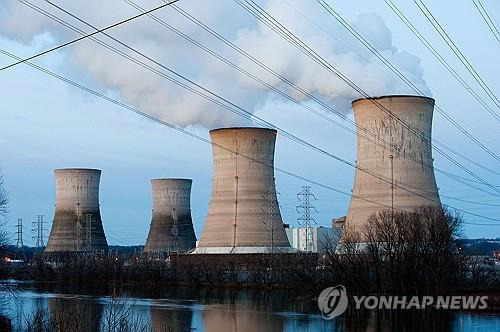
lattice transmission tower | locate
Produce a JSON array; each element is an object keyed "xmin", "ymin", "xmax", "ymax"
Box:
[
  {"xmin": 32, "ymin": 215, "xmax": 46, "ymax": 248},
  {"xmin": 16, "ymin": 218, "xmax": 23, "ymax": 248},
  {"xmin": 296, "ymin": 186, "xmax": 317, "ymax": 252}
]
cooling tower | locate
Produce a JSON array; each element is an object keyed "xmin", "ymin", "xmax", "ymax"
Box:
[
  {"xmin": 45, "ymin": 168, "xmax": 108, "ymax": 252},
  {"xmin": 143, "ymin": 179, "xmax": 197, "ymax": 253},
  {"xmin": 194, "ymin": 127, "xmax": 292, "ymax": 254},
  {"xmin": 346, "ymin": 95, "xmax": 441, "ymax": 235}
]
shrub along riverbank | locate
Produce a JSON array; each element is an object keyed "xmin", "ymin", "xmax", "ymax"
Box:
[{"xmin": 2, "ymin": 207, "xmax": 500, "ymax": 295}]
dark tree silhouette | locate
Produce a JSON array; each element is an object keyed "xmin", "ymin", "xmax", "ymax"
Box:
[
  {"xmin": 0, "ymin": 171, "xmax": 11, "ymax": 330},
  {"xmin": 0, "ymin": 171, "xmax": 8, "ymax": 255}
]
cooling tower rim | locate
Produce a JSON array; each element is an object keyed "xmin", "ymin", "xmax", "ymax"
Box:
[
  {"xmin": 54, "ymin": 168, "xmax": 101, "ymax": 173},
  {"xmin": 209, "ymin": 126, "xmax": 277, "ymax": 134},
  {"xmin": 352, "ymin": 94, "xmax": 435, "ymax": 106},
  {"xmin": 151, "ymin": 178, "xmax": 192, "ymax": 182}
]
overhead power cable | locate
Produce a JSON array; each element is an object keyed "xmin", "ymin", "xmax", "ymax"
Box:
[
  {"xmin": 5, "ymin": 2, "xmax": 499, "ymax": 220},
  {"xmin": 386, "ymin": 0, "xmax": 500, "ymax": 131},
  {"xmin": 125, "ymin": 0, "xmax": 499, "ymax": 196},
  {"xmin": 23, "ymin": 1, "xmax": 500, "ymax": 211},
  {"xmin": 317, "ymin": 0, "xmax": 500, "ymax": 154},
  {"xmin": 234, "ymin": 0, "xmax": 500, "ymax": 195},
  {"xmin": 0, "ymin": 0, "xmax": 180, "ymax": 71},
  {"xmin": 1, "ymin": 48, "xmax": 498, "ymax": 225},
  {"xmin": 170, "ymin": 0, "xmax": 500, "ymax": 185},
  {"xmin": 473, "ymin": 0, "xmax": 500, "ymax": 46},
  {"xmin": 414, "ymin": 0, "xmax": 500, "ymax": 114},
  {"xmin": 0, "ymin": 49, "xmax": 395, "ymax": 212},
  {"xmin": 162, "ymin": 2, "xmax": 500, "ymax": 189}
]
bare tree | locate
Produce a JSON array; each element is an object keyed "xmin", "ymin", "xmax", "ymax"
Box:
[
  {"xmin": 0, "ymin": 171, "xmax": 10, "ymax": 332},
  {"xmin": 0, "ymin": 171, "xmax": 8, "ymax": 250},
  {"xmin": 363, "ymin": 206, "xmax": 463, "ymax": 295},
  {"xmin": 323, "ymin": 206, "xmax": 466, "ymax": 295}
]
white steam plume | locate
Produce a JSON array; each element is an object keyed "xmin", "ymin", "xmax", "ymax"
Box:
[{"xmin": 0, "ymin": 0, "xmax": 430, "ymax": 128}]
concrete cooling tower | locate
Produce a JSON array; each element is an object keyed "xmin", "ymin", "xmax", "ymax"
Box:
[
  {"xmin": 143, "ymin": 179, "xmax": 197, "ymax": 253},
  {"xmin": 45, "ymin": 168, "xmax": 108, "ymax": 252},
  {"xmin": 194, "ymin": 127, "xmax": 292, "ymax": 254},
  {"xmin": 346, "ymin": 95, "xmax": 441, "ymax": 236}
]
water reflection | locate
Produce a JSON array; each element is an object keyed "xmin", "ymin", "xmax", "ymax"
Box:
[
  {"xmin": 48, "ymin": 297, "xmax": 103, "ymax": 332},
  {"xmin": 2, "ymin": 284, "xmax": 498, "ymax": 332},
  {"xmin": 150, "ymin": 305, "xmax": 192, "ymax": 332},
  {"xmin": 332, "ymin": 309, "xmax": 455, "ymax": 332},
  {"xmin": 202, "ymin": 303, "xmax": 284, "ymax": 332}
]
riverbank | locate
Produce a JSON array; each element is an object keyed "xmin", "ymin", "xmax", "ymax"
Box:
[{"xmin": 3, "ymin": 251, "xmax": 500, "ymax": 296}]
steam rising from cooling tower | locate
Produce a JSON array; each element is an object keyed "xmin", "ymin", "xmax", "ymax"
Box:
[
  {"xmin": 45, "ymin": 168, "xmax": 108, "ymax": 252},
  {"xmin": 0, "ymin": 1, "xmax": 429, "ymax": 128},
  {"xmin": 144, "ymin": 179, "xmax": 197, "ymax": 253},
  {"xmin": 194, "ymin": 127, "xmax": 292, "ymax": 254},
  {"xmin": 345, "ymin": 95, "xmax": 441, "ymax": 235}
]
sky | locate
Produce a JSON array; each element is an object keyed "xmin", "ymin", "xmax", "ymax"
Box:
[{"xmin": 0, "ymin": 0, "xmax": 499, "ymax": 246}]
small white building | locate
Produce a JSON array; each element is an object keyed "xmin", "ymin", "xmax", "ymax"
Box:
[{"xmin": 285, "ymin": 226, "xmax": 338, "ymax": 253}]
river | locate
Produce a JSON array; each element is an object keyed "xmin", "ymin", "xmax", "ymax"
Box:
[{"xmin": 1, "ymin": 282, "xmax": 498, "ymax": 331}]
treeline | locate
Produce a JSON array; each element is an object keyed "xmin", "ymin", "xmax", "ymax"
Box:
[
  {"xmin": 327, "ymin": 207, "xmax": 499, "ymax": 295},
  {"xmin": 3, "ymin": 207, "xmax": 500, "ymax": 295}
]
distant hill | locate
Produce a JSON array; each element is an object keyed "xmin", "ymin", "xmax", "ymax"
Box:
[
  {"xmin": 457, "ymin": 238, "xmax": 500, "ymax": 255},
  {"xmin": 5, "ymin": 245, "xmax": 144, "ymax": 260}
]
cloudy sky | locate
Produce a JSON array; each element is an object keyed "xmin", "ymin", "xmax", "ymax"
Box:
[{"xmin": 0, "ymin": 0, "xmax": 499, "ymax": 245}]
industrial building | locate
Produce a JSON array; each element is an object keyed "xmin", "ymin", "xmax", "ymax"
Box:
[
  {"xmin": 285, "ymin": 226, "xmax": 337, "ymax": 253},
  {"xmin": 194, "ymin": 127, "xmax": 292, "ymax": 254},
  {"xmin": 143, "ymin": 178, "xmax": 197, "ymax": 253},
  {"xmin": 45, "ymin": 168, "xmax": 108, "ymax": 252},
  {"xmin": 345, "ymin": 95, "xmax": 441, "ymax": 236}
]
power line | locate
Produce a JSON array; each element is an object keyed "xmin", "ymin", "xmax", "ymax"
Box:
[
  {"xmin": 1, "ymin": 11, "xmax": 497, "ymax": 223},
  {"xmin": 0, "ymin": 0, "xmax": 180, "ymax": 71},
  {"xmin": 414, "ymin": 0, "xmax": 500, "ymax": 113},
  {"xmin": 309, "ymin": 0, "xmax": 500, "ymax": 179},
  {"xmin": 473, "ymin": 0, "xmax": 500, "ymax": 46},
  {"xmin": 235, "ymin": 0, "xmax": 500, "ymax": 195},
  {"xmin": 282, "ymin": 0, "xmax": 500, "ymax": 179},
  {"xmin": 440, "ymin": 195, "xmax": 500, "ymax": 207},
  {"xmin": 1, "ymin": 48, "xmax": 497, "ymax": 225},
  {"xmin": 24, "ymin": 1, "xmax": 498, "ymax": 214},
  {"xmin": 6, "ymin": 6, "xmax": 500, "ymax": 220},
  {"xmin": 163, "ymin": 1, "xmax": 500, "ymax": 194},
  {"xmin": 150, "ymin": 0, "xmax": 500, "ymax": 195},
  {"xmin": 386, "ymin": 0, "xmax": 500, "ymax": 130},
  {"xmin": 0, "ymin": 49, "xmax": 396, "ymax": 214},
  {"xmin": 317, "ymin": 0, "xmax": 500, "ymax": 152}
]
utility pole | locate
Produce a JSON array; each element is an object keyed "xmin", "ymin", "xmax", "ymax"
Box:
[
  {"xmin": 16, "ymin": 218, "xmax": 23, "ymax": 248},
  {"xmin": 32, "ymin": 215, "xmax": 46, "ymax": 248},
  {"xmin": 296, "ymin": 186, "xmax": 317, "ymax": 252}
]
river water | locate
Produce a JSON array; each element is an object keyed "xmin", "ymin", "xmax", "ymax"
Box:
[{"xmin": 1, "ymin": 282, "xmax": 498, "ymax": 331}]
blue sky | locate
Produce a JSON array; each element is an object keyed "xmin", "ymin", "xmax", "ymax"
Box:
[{"xmin": 0, "ymin": 0, "xmax": 499, "ymax": 245}]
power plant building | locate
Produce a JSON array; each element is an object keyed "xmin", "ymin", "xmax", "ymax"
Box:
[
  {"xmin": 285, "ymin": 226, "xmax": 336, "ymax": 253},
  {"xmin": 45, "ymin": 168, "xmax": 108, "ymax": 252},
  {"xmin": 345, "ymin": 95, "xmax": 441, "ymax": 236},
  {"xmin": 144, "ymin": 179, "xmax": 197, "ymax": 253},
  {"xmin": 194, "ymin": 127, "xmax": 292, "ymax": 254}
]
